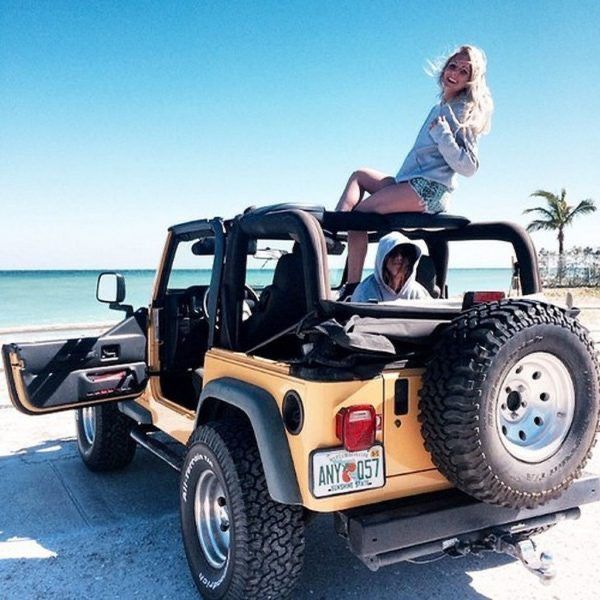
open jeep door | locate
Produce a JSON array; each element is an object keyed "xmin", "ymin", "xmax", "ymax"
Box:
[{"xmin": 2, "ymin": 312, "xmax": 147, "ymax": 415}]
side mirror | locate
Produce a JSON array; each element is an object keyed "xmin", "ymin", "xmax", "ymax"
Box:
[{"xmin": 97, "ymin": 272, "xmax": 126, "ymax": 304}]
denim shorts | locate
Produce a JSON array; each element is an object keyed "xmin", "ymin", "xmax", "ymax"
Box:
[{"xmin": 408, "ymin": 177, "xmax": 450, "ymax": 214}]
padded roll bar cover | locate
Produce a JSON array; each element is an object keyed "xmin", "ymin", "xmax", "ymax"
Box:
[
  {"xmin": 238, "ymin": 208, "xmax": 331, "ymax": 306},
  {"xmin": 321, "ymin": 211, "xmax": 470, "ymax": 232},
  {"xmin": 245, "ymin": 203, "xmax": 326, "ymax": 221},
  {"xmin": 196, "ymin": 377, "xmax": 302, "ymax": 505}
]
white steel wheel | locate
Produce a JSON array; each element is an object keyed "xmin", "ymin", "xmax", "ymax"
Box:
[
  {"xmin": 419, "ymin": 299, "xmax": 600, "ymax": 509},
  {"xmin": 193, "ymin": 468, "xmax": 231, "ymax": 569},
  {"xmin": 496, "ymin": 352, "xmax": 575, "ymax": 463},
  {"xmin": 180, "ymin": 421, "xmax": 305, "ymax": 599},
  {"xmin": 81, "ymin": 406, "xmax": 96, "ymax": 445}
]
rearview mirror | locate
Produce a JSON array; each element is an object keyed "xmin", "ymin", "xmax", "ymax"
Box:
[
  {"xmin": 97, "ymin": 272, "xmax": 126, "ymax": 304},
  {"xmin": 191, "ymin": 237, "xmax": 216, "ymax": 255},
  {"xmin": 192, "ymin": 237, "xmax": 257, "ymax": 255},
  {"xmin": 326, "ymin": 237, "xmax": 346, "ymax": 255}
]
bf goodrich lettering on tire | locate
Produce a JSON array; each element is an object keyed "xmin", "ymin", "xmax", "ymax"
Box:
[
  {"xmin": 182, "ymin": 453, "xmax": 213, "ymax": 503},
  {"xmin": 180, "ymin": 420, "xmax": 304, "ymax": 599}
]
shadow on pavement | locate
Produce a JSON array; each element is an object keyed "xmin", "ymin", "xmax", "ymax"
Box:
[
  {"xmin": 0, "ymin": 438, "xmax": 514, "ymax": 600},
  {"xmin": 295, "ymin": 513, "xmax": 512, "ymax": 600}
]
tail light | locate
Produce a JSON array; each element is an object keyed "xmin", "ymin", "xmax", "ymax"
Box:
[
  {"xmin": 336, "ymin": 405, "xmax": 376, "ymax": 452},
  {"xmin": 462, "ymin": 291, "xmax": 506, "ymax": 309}
]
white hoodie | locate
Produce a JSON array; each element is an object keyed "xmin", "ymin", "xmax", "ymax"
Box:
[{"xmin": 351, "ymin": 232, "xmax": 431, "ymax": 302}]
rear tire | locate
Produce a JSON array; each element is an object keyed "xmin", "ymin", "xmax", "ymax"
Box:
[
  {"xmin": 419, "ymin": 300, "xmax": 600, "ymax": 509},
  {"xmin": 180, "ymin": 420, "xmax": 304, "ymax": 599},
  {"xmin": 75, "ymin": 403, "xmax": 137, "ymax": 471}
]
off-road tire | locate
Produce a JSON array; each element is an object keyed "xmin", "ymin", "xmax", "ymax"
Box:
[
  {"xmin": 419, "ymin": 299, "xmax": 600, "ymax": 509},
  {"xmin": 180, "ymin": 420, "xmax": 305, "ymax": 600},
  {"xmin": 75, "ymin": 403, "xmax": 137, "ymax": 471}
]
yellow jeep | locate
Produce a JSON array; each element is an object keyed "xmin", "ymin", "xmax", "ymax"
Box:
[{"xmin": 3, "ymin": 205, "xmax": 600, "ymax": 598}]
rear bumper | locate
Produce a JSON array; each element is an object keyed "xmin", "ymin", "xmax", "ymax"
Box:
[{"xmin": 334, "ymin": 473, "xmax": 599, "ymax": 570}]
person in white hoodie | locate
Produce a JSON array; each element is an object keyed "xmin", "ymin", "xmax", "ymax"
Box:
[{"xmin": 350, "ymin": 232, "xmax": 430, "ymax": 302}]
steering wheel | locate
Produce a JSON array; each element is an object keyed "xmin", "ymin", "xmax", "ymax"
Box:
[
  {"xmin": 186, "ymin": 286, "xmax": 209, "ymax": 318},
  {"xmin": 243, "ymin": 284, "xmax": 260, "ymax": 305},
  {"xmin": 202, "ymin": 285, "xmax": 259, "ymax": 320}
]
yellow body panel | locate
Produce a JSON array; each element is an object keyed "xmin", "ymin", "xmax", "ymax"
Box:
[
  {"xmin": 136, "ymin": 387, "xmax": 195, "ymax": 446},
  {"xmin": 198, "ymin": 348, "xmax": 450, "ymax": 512},
  {"xmin": 382, "ymin": 372, "xmax": 438, "ymax": 476},
  {"xmin": 130, "ymin": 231, "xmax": 449, "ymax": 511}
]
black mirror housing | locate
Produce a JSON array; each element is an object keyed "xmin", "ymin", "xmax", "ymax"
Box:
[{"xmin": 96, "ymin": 272, "xmax": 126, "ymax": 304}]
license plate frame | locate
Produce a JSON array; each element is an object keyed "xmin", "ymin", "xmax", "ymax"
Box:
[{"xmin": 310, "ymin": 445, "xmax": 385, "ymax": 499}]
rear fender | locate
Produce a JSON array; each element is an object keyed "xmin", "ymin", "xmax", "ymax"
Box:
[{"xmin": 196, "ymin": 377, "xmax": 302, "ymax": 505}]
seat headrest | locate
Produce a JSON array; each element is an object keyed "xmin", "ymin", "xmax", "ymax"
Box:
[
  {"xmin": 273, "ymin": 251, "xmax": 304, "ymax": 290},
  {"xmin": 416, "ymin": 255, "xmax": 440, "ymax": 298}
]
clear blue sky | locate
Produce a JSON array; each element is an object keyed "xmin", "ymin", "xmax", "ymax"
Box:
[{"xmin": 2, "ymin": 0, "xmax": 599, "ymax": 269}]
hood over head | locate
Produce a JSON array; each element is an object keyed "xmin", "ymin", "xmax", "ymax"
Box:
[{"xmin": 373, "ymin": 232, "xmax": 422, "ymax": 300}]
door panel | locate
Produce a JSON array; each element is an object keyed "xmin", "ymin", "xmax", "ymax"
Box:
[{"xmin": 2, "ymin": 312, "xmax": 148, "ymax": 415}]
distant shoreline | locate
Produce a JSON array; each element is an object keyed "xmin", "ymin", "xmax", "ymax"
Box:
[
  {"xmin": 1, "ymin": 289, "xmax": 597, "ymax": 374},
  {"xmin": 0, "ymin": 321, "xmax": 116, "ymax": 335},
  {"xmin": 0, "ymin": 267, "xmax": 517, "ymax": 273}
]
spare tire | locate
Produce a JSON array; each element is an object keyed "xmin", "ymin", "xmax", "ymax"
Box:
[{"xmin": 419, "ymin": 299, "xmax": 600, "ymax": 509}]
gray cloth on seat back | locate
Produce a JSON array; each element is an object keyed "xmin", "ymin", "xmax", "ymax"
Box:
[
  {"xmin": 241, "ymin": 251, "xmax": 307, "ymax": 351},
  {"xmin": 415, "ymin": 255, "xmax": 440, "ymax": 298}
]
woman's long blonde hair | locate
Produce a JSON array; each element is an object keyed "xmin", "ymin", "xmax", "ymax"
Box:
[{"xmin": 432, "ymin": 45, "xmax": 494, "ymax": 136}]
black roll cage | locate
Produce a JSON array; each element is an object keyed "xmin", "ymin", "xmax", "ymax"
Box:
[
  {"xmin": 219, "ymin": 209, "xmax": 330, "ymax": 350},
  {"xmin": 153, "ymin": 217, "xmax": 227, "ymax": 349},
  {"xmin": 319, "ymin": 210, "xmax": 541, "ymax": 297},
  {"xmin": 162, "ymin": 206, "xmax": 541, "ymax": 353}
]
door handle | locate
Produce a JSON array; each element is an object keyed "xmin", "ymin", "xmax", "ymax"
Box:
[{"xmin": 101, "ymin": 345, "xmax": 120, "ymax": 360}]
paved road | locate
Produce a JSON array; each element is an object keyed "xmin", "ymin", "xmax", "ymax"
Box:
[{"xmin": 1, "ymin": 378, "xmax": 599, "ymax": 599}]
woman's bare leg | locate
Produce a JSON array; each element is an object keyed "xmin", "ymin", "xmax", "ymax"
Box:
[
  {"xmin": 346, "ymin": 182, "xmax": 425, "ymax": 283},
  {"xmin": 346, "ymin": 230, "xmax": 369, "ymax": 284},
  {"xmin": 336, "ymin": 168, "xmax": 396, "ymax": 212}
]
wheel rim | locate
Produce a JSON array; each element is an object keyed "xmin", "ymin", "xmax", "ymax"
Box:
[
  {"xmin": 496, "ymin": 351, "xmax": 575, "ymax": 463},
  {"xmin": 82, "ymin": 406, "xmax": 96, "ymax": 445},
  {"xmin": 194, "ymin": 469, "xmax": 231, "ymax": 569}
]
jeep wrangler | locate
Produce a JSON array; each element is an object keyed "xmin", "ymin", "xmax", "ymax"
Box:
[{"xmin": 3, "ymin": 205, "xmax": 600, "ymax": 599}]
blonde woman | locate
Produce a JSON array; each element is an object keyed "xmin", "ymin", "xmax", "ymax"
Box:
[{"xmin": 336, "ymin": 45, "xmax": 494, "ymax": 292}]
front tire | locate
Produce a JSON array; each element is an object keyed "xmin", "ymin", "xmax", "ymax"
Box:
[
  {"xmin": 75, "ymin": 403, "xmax": 137, "ymax": 471},
  {"xmin": 419, "ymin": 300, "xmax": 600, "ymax": 509},
  {"xmin": 180, "ymin": 420, "xmax": 304, "ymax": 599}
]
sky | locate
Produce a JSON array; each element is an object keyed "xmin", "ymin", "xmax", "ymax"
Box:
[{"xmin": 1, "ymin": 0, "xmax": 600, "ymax": 269}]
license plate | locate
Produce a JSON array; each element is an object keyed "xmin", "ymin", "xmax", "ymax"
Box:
[{"xmin": 311, "ymin": 445, "xmax": 385, "ymax": 498}]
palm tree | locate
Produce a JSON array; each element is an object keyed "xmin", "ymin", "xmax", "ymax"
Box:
[{"xmin": 523, "ymin": 189, "xmax": 596, "ymax": 255}]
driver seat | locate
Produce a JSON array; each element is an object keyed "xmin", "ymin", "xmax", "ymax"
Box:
[{"xmin": 241, "ymin": 250, "xmax": 307, "ymax": 352}]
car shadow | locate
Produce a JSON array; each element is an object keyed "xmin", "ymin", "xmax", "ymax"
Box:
[
  {"xmin": 0, "ymin": 438, "xmax": 516, "ymax": 600},
  {"xmin": 295, "ymin": 514, "xmax": 513, "ymax": 600}
]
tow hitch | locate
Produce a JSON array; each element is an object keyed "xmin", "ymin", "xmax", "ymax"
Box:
[
  {"xmin": 492, "ymin": 534, "xmax": 555, "ymax": 583},
  {"xmin": 335, "ymin": 474, "xmax": 599, "ymax": 580},
  {"xmin": 446, "ymin": 532, "xmax": 556, "ymax": 583}
]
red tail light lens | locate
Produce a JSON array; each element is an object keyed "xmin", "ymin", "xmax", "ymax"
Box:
[
  {"xmin": 335, "ymin": 405, "xmax": 376, "ymax": 452},
  {"xmin": 462, "ymin": 291, "xmax": 506, "ymax": 309}
]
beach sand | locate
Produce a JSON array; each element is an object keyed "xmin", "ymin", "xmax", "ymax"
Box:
[
  {"xmin": 543, "ymin": 286, "xmax": 600, "ymax": 304},
  {"xmin": 543, "ymin": 286, "xmax": 600, "ymax": 335}
]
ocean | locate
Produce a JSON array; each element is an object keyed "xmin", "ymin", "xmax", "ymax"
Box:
[{"xmin": 0, "ymin": 268, "xmax": 513, "ymax": 329}]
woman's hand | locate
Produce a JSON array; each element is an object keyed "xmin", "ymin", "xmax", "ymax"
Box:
[{"xmin": 429, "ymin": 115, "xmax": 447, "ymax": 130}]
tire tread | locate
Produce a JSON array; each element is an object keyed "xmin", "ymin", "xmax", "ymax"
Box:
[
  {"xmin": 186, "ymin": 420, "xmax": 304, "ymax": 599},
  {"xmin": 419, "ymin": 299, "xmax": 600, "ymax": 508}
]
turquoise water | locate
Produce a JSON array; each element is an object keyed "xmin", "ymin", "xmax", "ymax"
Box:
[{"xmin": 0, "ymin": 269, "xmax": 513, "ymax": 328}]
